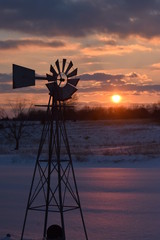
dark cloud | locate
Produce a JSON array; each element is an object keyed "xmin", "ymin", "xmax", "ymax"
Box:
[
  {"xmin": 80, "ymin": 73, "xmax": 124, "ymax": 82},
  {"xmin": 0, "ymin": 73, "xmax": 11, "ymax": 83},
  {"xmin": 0, "ymin": 39, "xmax": 65, "ymax": 50},
  {"xmin": 79, "ymin": 82, "xmax": 160, "ymax": 93},
  {"xmin": 79, "ymin": 72, "xmax": 160, "ymax": 93},
  {"xmin": 103, "ymin": 40, "xmax": 117, "ymax": 46},
  {"xmin": 0, "ymin": 81, "xmax": 48, "ymax": 94},
  {"xmin": 0, "ymin": 71, "xmax": 160, "ymax": 96},
  {"xmin": 113, "ymin": 84, "xmax": 160, "ymax": 93},
  {"xmin": 0, "ymin": 83, "xmax": 12, "ymax": 92},
  {"xmin": 79, "ymin": 72, "xmax": 150, "ymax": 83},
  {"xmin": 0, "ymin": 0, "xmax": 160, "ymax": 38}
]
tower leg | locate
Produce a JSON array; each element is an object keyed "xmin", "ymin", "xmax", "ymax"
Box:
[
  {"xmin": 43, "ymin": 98, "xmax": 54, "ymax": 237},
  {"xmin": 70, "ymin": 163, "xmax": 88, "ymax": 240},
  {"xmin": 21, "ymin": 163, "xmax": 38, "ymax": 240},
  {"xmin": 56, "ymin": 100, "xmax": 66, "ymax": 240}
]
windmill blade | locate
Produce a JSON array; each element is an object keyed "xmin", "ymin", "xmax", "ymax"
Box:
[
  {"xmin": 46, "ymin": 82, "xmax": 55, "ymax": 94},
  {"xmin": 46, "ymin": 74, "xmax": 57, "ymax": 81},
  {"xmin": 65, "ymin": 61, "xmax": 73, "ymax": 75},
  {"xmin": 46, "ymin": 82, "xmax": 63, "ymax": 100},
  {"xmin": 62, "ymin": 59, "xmax": 66, "ymax": 72},
  {"xmin": 67, "ymin": 68, "xmax": 78, "ymax": 78},
  {"xmin": 50, "ymin": 65, "xmax": 58, "ymax": 79},
  {"xmin": 55, "ymin": 59, "xmax": 61, "ymax": 75},
  {"xmin": 68, "ymin": 78, "xmax": 79, "ymax": 87},
  {"xmin": 46, "ymin": 82, "xmax": 77, "ymax": 101},
  {"xmin": 60, "ymin": 83, "xmax": 77, "ymax": 101},
  {"xmin": 13, "ymin": 64, "xmax": 35, "ymax": 89}
]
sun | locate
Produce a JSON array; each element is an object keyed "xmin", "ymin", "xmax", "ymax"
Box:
[{"xmin": 111, "ymin": 94, "xmax": 121, "ymax": 103}]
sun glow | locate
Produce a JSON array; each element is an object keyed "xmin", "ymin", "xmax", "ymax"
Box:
[{"xmin": 111, "ymin": 94, "xmax": 121, "ymax": 103}]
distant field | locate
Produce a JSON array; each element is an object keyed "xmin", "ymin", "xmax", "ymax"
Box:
[{"xmin": 0, "ymin": 120, "xmax": 160, "ymax": 167}]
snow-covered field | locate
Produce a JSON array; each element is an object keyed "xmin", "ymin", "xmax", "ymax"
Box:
[
  {"xmin": 1, "ymin": 119, "xmax": 160, "ymax": 167},
  {"xmin": 1, "ymin": 120, "xmax": 160, "ymax": 239}
]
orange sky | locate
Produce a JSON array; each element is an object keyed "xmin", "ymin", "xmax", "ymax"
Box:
[{"xmin": 1, "ymin": 1, "xmax": 160, "ymax": 109}]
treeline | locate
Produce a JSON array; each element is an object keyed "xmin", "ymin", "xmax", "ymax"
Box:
[
  {"xmin": 11, "ymin": 104, "xmax": 160, "ymax": 121},
  {"xmin": 65, "ymin": 105, "xmax": 160, "ymax": 121}
]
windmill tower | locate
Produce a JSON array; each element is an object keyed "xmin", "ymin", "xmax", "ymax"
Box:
[{"xmin": 13, "ymin": 59, "xmax": 88, "ymax": 240}]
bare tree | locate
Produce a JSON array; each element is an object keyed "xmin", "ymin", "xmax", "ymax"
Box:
[
  {"xmin": 2, "ymin": 101, "xmax": 32, "ymax": 150},
  {"xmin": 0, "ymin": 107, "xmax": 8, "ymax": 120}
]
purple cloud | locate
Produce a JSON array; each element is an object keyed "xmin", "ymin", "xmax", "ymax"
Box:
[
  {"xmin": 0, "ymin": 39, "xmax": 65, "ymax": 50},
  {"xmin": 0, "ymin": 0, "xmax": 160, "ymax": 38}
]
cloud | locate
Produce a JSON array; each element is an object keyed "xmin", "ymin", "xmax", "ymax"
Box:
[
  {"xmin": 0, "ymin": 73, "xmax": 11, "ymax": 82},
  {"xmin": 0, "ymin": 71, "xmax": 159, "ymax": 96},
  {"xmin": 80, "ymin": 73, "xmax": 125, "ymax": 83},
  {"xmin": 0, "ymin": 39, "xmax": 65, "ymax": 50},
  {"xmin": 79, "ymin": 81, "xmax": 160, "ymax": 93},
  {"xmin": 150, "ymin": 62, "xmax": 160, "ymax": 70},
  {"xmin": 81, "ymin": 43, "xmax": 151, "ymax": 56},
  {"xmin": 0, "ymin": 0, "xmax": 160, "ymax": 38},
  {"xmin": 79, "ymin": 72, "xmax": 156, "ymax": 93},
  {"xmin": 79, "ymin": 72, "xmax": 151, "ymax": 84}
]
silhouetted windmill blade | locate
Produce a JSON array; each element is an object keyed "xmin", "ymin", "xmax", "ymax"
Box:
[
  {"xmin": 65, "ymin": 61, "xmax": 73, "ymax": 75},
  {"xmin": 68, "ymin": 78, "xmax": 79, "ymax": 87},
  {"xmin": 67, "ymin": 68, "xmax": 78, "ymax": 78},
  {"xmin": 46, "ymin": 82, "xmax": 57, "ymax": 96},
  {"xmin": 61, "ymin": 83, "xmax": 77, "ymax": 100},
  {"xmin": 46, "ymin": 74, "xmax": 57, "ymax": 81},
  {"xmin": 62, "ymin": 59, "xmax": 66, "ymax": 72},
  {"xmin": 55, "ymin": 59, "xmax": 61, "ymax": 75},
  {"xmin": 50, "ymin": 64, "xmax": 58, "ymax": 78},
  {"xmin": 46, "ymin": 82, "xmax": 77, "ymax": 101}
]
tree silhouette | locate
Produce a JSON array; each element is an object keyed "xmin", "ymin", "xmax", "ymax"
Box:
[{"xmin": 2, "ymin": 101, "xmax": 31, "ymax": 150}]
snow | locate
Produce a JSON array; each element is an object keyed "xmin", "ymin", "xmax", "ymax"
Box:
[
  {"xmin": 1, "ymin": 119, "xmax": 160, "ymax": 167},
  {"xmin": 1, "ymin": 120, "xmax": 160, "ymax": 239}
]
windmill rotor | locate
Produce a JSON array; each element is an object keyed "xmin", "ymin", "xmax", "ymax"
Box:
[{"xmin": 46, "ymin": 59, "xmax": 79, "ymax": 101}]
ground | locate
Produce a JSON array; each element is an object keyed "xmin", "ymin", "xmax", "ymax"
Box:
[
  {"xmin": 1, "ymin": 120, "xmax": 160, "ymax": 239},
  {"xmin": 1, "ymin": 119, "xmax": 160, "ymax": 167}
]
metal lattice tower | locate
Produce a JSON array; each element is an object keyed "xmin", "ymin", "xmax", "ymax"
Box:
[{"xmin": 13, "ymin": 59, "xmax": 88, "ymax": 240}]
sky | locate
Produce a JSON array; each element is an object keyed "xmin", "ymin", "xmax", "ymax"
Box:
[{"xmin": 1, "ymin": 0, "xmax": 160, "ymax": 109}]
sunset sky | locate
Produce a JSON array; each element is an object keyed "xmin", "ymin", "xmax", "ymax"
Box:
[{"xmin": 1, "ymin": 0, "xmax": 160, "ymax": 108}]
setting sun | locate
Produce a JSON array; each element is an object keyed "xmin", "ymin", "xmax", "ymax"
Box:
[{"xmin": 111, "ymin": 94, "xmax": 122, "ymax": 103}]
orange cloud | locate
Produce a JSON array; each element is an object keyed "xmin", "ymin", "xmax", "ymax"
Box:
[
  {"xmin": 81, "ymin": 43, "xmax": 151, "ymax": 56},
  {"xmin": 150, "ymin": 62, "xmax": 160, "ymax": 70}
]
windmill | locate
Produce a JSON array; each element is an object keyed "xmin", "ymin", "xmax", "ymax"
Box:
[{"xmin": 13, "ymin": 59, "xmax": 88, "ymax": 240}]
